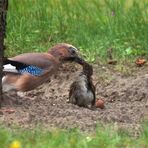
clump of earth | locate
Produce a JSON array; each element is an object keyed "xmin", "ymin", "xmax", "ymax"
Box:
[{"xmin": 0, "ymin": 63, "xmax": 148, "ymax": 136}]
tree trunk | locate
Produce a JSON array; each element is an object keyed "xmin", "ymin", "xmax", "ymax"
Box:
[{"xmin": 0, "ymin": 0, "xmax": 8, "ymax": 107}]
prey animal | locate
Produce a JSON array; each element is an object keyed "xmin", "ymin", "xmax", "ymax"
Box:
[{"xmin": 63, "ymin": 57, "xmax": 96, "ymax": 109}]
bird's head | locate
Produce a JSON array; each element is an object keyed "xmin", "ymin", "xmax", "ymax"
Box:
[
  {"xmin": 48, "ymin": 43, "xmax": 79, "ymax": 60},
  {"xmin": 61, "ymin": 56, "xmax": 93, "ymax": 77}
]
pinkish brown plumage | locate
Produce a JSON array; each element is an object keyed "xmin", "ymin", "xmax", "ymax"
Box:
[{"xmin": 2, "ymin": 43, "xmax": 79, "ymax": 92}]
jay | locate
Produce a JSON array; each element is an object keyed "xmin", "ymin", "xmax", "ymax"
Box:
[{"xmin": 2, "ymin": 43, "xmax": 79, "ymax": 92}]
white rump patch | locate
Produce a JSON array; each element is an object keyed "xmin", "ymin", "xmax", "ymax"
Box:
[{"xmin": 3, "ymin": 64, "xmax": 18, "ymax": 73}]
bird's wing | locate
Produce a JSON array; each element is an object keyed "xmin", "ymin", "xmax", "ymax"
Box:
[
  {"xmin": 3, "ymin": 58, "xmax": 44, "ymax": 76},
  {"xmin": 10, "ymin": 53, "xmax": 57, "ymax": 69},
  {"xmin": 3, "ymin": 52, "xmax": 58, "ymax": 76},
  {"xmin": 2, "ymin": 62, "xmax": 59, "ymax": 92},
  {"xmin": 18, "ymin": 65, "xmax": 44, "ymax": 76}
]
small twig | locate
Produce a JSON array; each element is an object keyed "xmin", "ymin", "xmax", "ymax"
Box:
[{"xmin": 107, "ymin": 48, "xmax": 113, "ymax": 60}]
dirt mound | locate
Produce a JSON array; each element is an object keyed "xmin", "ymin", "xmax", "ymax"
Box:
[{"xmin": 0, "ymin": 64, "xmax": 148, "ymax": 136}]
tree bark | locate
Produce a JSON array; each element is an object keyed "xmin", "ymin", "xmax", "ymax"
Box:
[{"xmin": 0, "ymin": 0, "xmax": 8, "ymax": 107}]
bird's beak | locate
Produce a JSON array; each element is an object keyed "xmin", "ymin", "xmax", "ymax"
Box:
[
  {"xmin": 61, "ymin": 56, "xmax": 84, "ymax": 65},
  {"xmin": 75, "ymin": 53, "xmax": 81, "ymax": 59},
  {"xmin": 74, "ymin": 49, "xmax": 82, "ymax": 58}
]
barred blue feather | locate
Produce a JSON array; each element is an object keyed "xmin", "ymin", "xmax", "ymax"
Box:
[{"xmin": 19, "ymin": 65, "xmax": 44, "ymax": 76}]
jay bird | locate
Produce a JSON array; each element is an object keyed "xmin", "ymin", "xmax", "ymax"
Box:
[
  {"xmin": 2, "ymin": 43, "xmax": 79, "ymax": 92},
  {"xmin": 63, "ymin": 56, "xmax": 96, "ymax": 109}
]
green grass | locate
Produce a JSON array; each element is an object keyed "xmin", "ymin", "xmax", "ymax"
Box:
[
  {"xmin": 2, "ymin": 1, "xmax": 148, "ymax": 147},
  {"xmin": 6, "ymin": 0, "xmax": 148, "ymax": 62},
  {"xmin": 0, "ymin": 123, "xmax": 148, "ymax": 148}
]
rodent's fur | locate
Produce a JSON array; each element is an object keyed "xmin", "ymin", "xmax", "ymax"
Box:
[{"xmin": 63, "ymin": 56, "xmax": 96, "ymax": 109}]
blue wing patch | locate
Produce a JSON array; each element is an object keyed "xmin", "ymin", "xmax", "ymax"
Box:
[{"xmin": 19, "ymin": 65, "xmax": 44, "ymax": 76}]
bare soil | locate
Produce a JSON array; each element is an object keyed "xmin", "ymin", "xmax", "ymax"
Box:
[{"xmin": 0, "ymin": 63, "xmax": 148, "ymax": 136}]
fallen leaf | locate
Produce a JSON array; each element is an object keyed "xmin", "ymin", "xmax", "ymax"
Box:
[
  {"xmin": 3, "ymin": 109, "xmax": 15, "ymax": 114},
  {"xmin": 136, "ymin": 58, "xmax": 146, "ymax": 66}
]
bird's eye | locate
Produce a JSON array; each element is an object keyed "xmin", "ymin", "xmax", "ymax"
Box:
[{"xmin": 69, "ymin": 47, "xmax": 77, "ymax": 55}]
